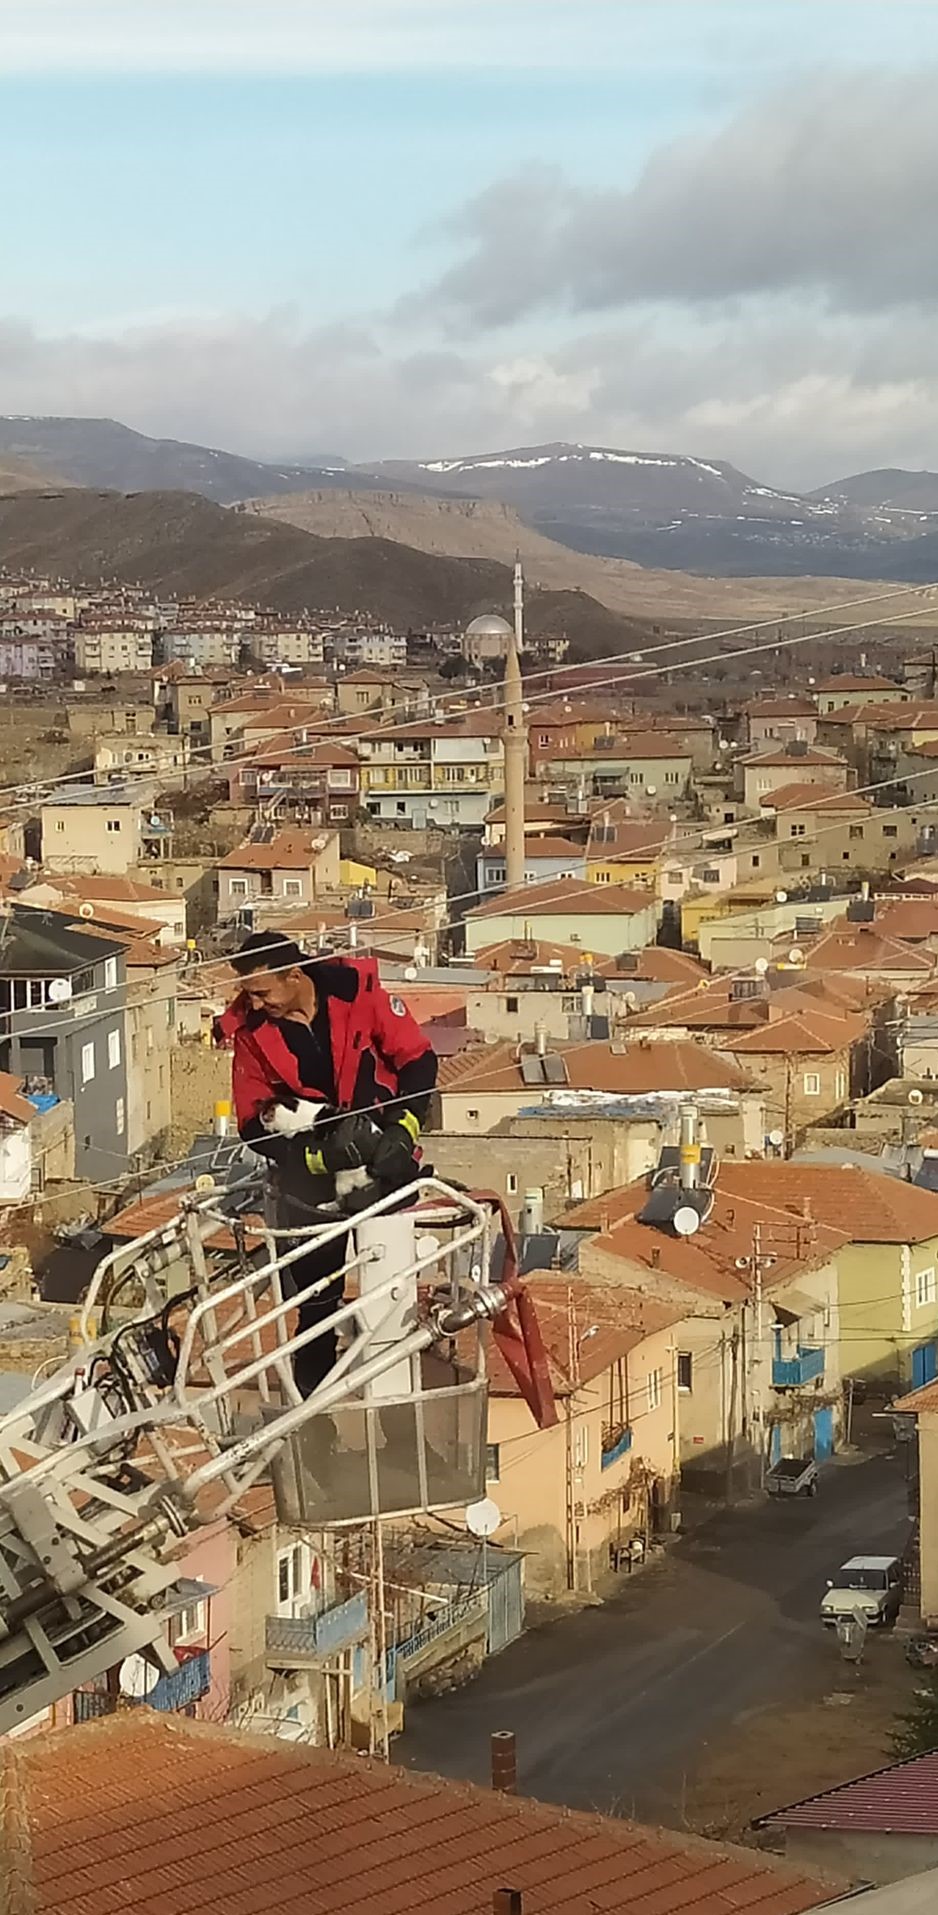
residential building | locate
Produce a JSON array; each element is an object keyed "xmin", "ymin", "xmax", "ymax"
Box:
[
  {"xmin": 534, "ymin": 733, "xmax": 694, "ymax": 800},
  {"xmin": 40, "ymin": 786, "xmax": 173, "ymax": 877},
  {"xmin": 481, "ymin": 1275, "xmax": 684, "ymax": 1594},
  {"xmin": 68, "ymin": 700, "xmax": 156, "ymax": 742},
  {"xmin": 162, "ymin": 624, "xmax": 241, "ymax": 669},
  {"xmin": 229, "ymin": 738, "xmax": 361, "ymax": 825},
  {"xmin": 0, "ymin": 1071, "xmax": 38, "ymax": 1200},
  {"xmin": 462, "ymin": 876, "xmax": 658, "ymax": 958},
  {"xmin": 215, "ymin": 830, "xmax": 342, "ymax": 925},
  {"xmin": 573, "ymin": 1172, "xmax": 844, "ymax": 1486},
  {"xmin": 0, "ymin": 906, "xmax": 130, "ymax": 1178},
  {"xmin": 359, "ymin": 718, "xmax": 504, "ymax": 829},
  {"xmin": 335, "ymin": 666, "xmax": 429, "ymax": 715},
  {"xmin": 475, "ymin": 835, "xmax": 587, "ymax": 895},
  {"xmin": 585, "ymin": 809, "xmax": 676, "ymax": 889},
  {"xmin": 718, "ymin": 1161, "xmax": 938, "ymax": 1393},
  {"xmin": 745, "ymin": 697, "xmax": 819, "ymax": 750},
  {"xmin": 754, "ymin": 1750, "xmax": 938, "ymax": 1886},
  {"xmin": 816, "ymin": 673, "xmax": 908, "ymax": 714},
  {"xmin": 330, "ymin": 626, "xmax": 407, "ymax": 669},
  {"xmin": 155, "ymin": 666, "xmax": 232, "ymax": 744},
  {"xmin": 93, "ymin": 736, "xmax": 190, "ymax": 786},
  {"xmin": 0, "ymin": 1708, "xmax": 835, "ymax": 1914},
  {"xmin": 247, "ymin": 621, "xmax": 325, "ymax": 668},
  {"xmin": 762, "ymin": 786, "xmax": 937, "ymax": 876},
  {"xmin": 21, "ymin": 874, "xmax": 187, "ymax": 946},
  {"xmin": 437, "ymin": 1035, "xmax": 752, "ymax": 1133},
  {"xmin": 895, "ymin": 1374, "xmax": 938, "ymax": 1627},
  {"xmin": 73, "ymin": 622, "xmax": 154, "ymax": 673},
  {"xmin": 0, "ymin": 628, "xmax": 70, "ymax": 679},
  {"xmin": 208, "ymin": 689, "xmax": 329, "ymax": 765},
  {"xmin": 739, "ymin": 743, "xmax": 851, "ymax": 809}
]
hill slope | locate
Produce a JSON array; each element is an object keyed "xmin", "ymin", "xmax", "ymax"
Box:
[{"xmin": 0, "ymin": 487, "xmax": 653, "ymax": 650}]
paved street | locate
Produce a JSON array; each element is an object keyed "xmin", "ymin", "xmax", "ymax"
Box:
[{"xmin": 398, "ymin": 1451, "xmax": 911, "ymax": 1820}]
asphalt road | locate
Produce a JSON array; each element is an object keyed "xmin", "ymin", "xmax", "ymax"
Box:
[{"xmin": 398, "ymin": 1450, "xmax": 911, "ymax": 1820}]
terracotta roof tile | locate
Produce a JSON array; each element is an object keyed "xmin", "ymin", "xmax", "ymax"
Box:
[
  {"xmin": 466, "ymin": 877, "xmax": 654, "ymax": 920},
  {"xmin": 718, "ymin": 1161, "xmax": 938, "ymax": 1244},
  {"xmin": 438, "ymin": 1039, "xmax": 750, "ymax": 1097},
  {"xmin": 760, "ymin": 783, "xmax": 870, "ymax": 814},
  {"xmin": 13, "ymin": 1711, "xmax": 837, "ymax": 1914}
]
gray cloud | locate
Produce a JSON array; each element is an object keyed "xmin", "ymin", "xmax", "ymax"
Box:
[{"xmin": 423, "ymin": 73, "xmax": 938, "ymax": 328}]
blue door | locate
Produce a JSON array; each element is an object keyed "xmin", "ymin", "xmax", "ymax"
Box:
[
  {"xmin": 770, "ymin": 1423, "xmax": 783, "ymax": 1466},
  {"xmin": 813, "ymin": 1405, "xmax": 834, "ymax": 1461},
  {"xmin": 912, "ymin": 1342, "xmax": 938, "ymax": 1390}
]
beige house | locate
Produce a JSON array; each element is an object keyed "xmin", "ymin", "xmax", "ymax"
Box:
[
  {"xmin": 437, "ymin": 1035, "xmax": 754, "ymax": 1134},
  {"xmin": 216, "ymin": 831, "xmax": 341, "ymax": 924},
  {"xmin": 93, "ymin": 736, "xmax": 190, "ymax": 787},
  {"xmin": 895, "ymin": 1376, "xmax": 938, "ymax": 1628},
  {"xmin": 763, "ymin": 785, "xmax": 933, "ymax": 876},
  {"xmin": 40, "ymin": 787, "xmax": 174, "ymax": 877},
  {"xmin": 815, "ymin": 674, "xmax": 908, "ymax": 714},
  {"xmin": 463, "ymin": 876, "xmax": 658, "ymax": 958},
  {"xmin": 739, "ymin": 744, "xmax": 850, "ymax": 811},
  {"xmin": 481, "ymin": 1275, "xmax": 683, "ymax": 1594},
  {"xmin": 73, "ymin": 623, "xmax": 153, "ymax": 673},
  {"xmin": 746, "ymin": 698, "xmax": 818, "ymax": 750}
]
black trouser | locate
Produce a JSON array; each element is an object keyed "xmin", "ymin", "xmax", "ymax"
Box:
[{"xmin": 266, "ymin": 1158, "xmax": 348, "ymax": 1401}]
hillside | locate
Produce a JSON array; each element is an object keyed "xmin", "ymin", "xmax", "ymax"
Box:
[
  {"xmin": 0, "ymin": 454, "xmax": 71, "ymax": 495},
  {"xmin": 0, "ymin": 417, "xmax": 388, "ymax": 507},
  {"xmin": 0, "ymin": 487, "xmax": 652, "ymax": 650},
  {"xmin": 814, "ymin": 468, "xmax": 938, "ymax": 512}
]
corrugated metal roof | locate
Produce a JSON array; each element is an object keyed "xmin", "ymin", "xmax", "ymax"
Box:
[{"xmin": 754, "ymin": 1749, "xmax": 938, "ymax": 1834}]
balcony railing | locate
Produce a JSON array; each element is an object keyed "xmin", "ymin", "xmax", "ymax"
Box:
[
  {"xmin": 601, "ymin": 1424, "xmax": 633, "ymax": 1471},
  {"xmin": 266, "ymin": 1592, "xmax": 368, "ymax": 1666},
  {"xmin": 772, "ymin": 1345, "xmax": 825, "ymax": 1389},
  {"xmin": 73, "ymin": 1649, "xmax": 210, "ymax": 1722}
]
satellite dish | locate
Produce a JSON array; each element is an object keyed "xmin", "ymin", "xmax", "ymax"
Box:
[
  {"xmin": 768, "ymin": 1127, "xmax": 785, "ymax": 1148},
  {"xmin": 466, "ymin": 1497, "xmax": 501, "ymax": 1538},
  {"xmin": 775, "ymin": 890, "xmax": 788, "ymax": 904},
  {"xmin": 78, "ymin": 902, "xmax": 95, "ymax": 920},
  {"xmin": 645, "ymin": 784, "xmax": 657, "ymax": 797},
  {"xmin": 118, "ymin": 1653, "xmax": 159, "ymax": 1699},
  {"xmin": 47, "ymin": 977, "xmax": 72, "ymax": 1005},
  {"xmin": 909, "ymin": 1089, "xmax": 925, "ymax": 1106},
  {"xmin": 788, "ymin": 947, "xmax": 804, "ymax": 965},
  {"xmin": 403, "ymin": 965, "xmax": 418, "ymax": 982},
  {"xmin": 754, "ymin": 958, "xmax": 769, "ymax": 977},
  {"xmin": 673, "ymin": 1205, "xmax": 702, "ymax": 1238},
  {"xmin": 194, "ymin": 1173, "xmax": 216, "ymax": 1195}
]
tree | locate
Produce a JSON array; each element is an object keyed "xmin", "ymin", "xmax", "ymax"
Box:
[
  {"xmin": 439, "ymin": 654, "xmax": 469, "ymax": 680},
  {"xmin": 891, "ymin": 1678, "xmax": 938, "ymax": 1760}
]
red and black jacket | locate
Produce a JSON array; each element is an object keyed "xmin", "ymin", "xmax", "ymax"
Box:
[{"xmin": 214, "ymin": 957, "xmax": 436, "ymax": 1156}]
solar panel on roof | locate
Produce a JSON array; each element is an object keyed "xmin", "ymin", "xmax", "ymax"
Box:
[
  {"xmin": 520, "ymin": 1054, "xmax": 546, "ymax": 1086},
  {"xmin": 543, "ymin": 1054, "xmax": 568, "ymax": 1085}
]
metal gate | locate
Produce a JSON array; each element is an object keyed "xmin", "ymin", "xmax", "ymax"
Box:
[
  {"xmin": 912, "ymin": 1341, "xmax": 938, "ymax": 1391},
  {"xmin": 485, "ymin": 1553, "xmax": 524, "ymax": 1656},
  {"xmin": 813, "ymin": 1405, "xmax": 834, "ymax": 1461}
]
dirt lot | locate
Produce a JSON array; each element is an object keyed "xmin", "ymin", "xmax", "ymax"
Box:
[
  {"xmin": 683, "ymin": 1630, "xmax": 920, "ymax": 1841},
  {"xmin": 0, "ymin": 701, "xmax": 86, "ymax": 790}
]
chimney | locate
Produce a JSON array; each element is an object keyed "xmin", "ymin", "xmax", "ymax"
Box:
[
  {"xmin": 861, "ymin": 880, "xmax": 870, "ymax": 902},
  {"xmin": 679, "ymin": 1103, "xmax": 700, "ymax": 1192},
  {"xmin": 213, "ymin": 1099, "xmax": 231, "ymax": 1139},
  {"xmin": 650, "ymin": 1245, "xmax": 661, "ymax": 1268},
  {"xmin": 521, "ymin": 1188, "xmax": 544, "ymax": 1235},
  {"xmin": 494, "ymin": 1895, "xmax": 523, "ymax": 1915},
  {"xmin": 491, "ymin": 1731, "xmax": 517, "ymax": 1795},
  {"xmin": 534, "ymin": 1022, "xmax": 548, "ymax": 1058}
]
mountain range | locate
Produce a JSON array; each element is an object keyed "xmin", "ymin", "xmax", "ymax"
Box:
[{"xmin": 4, "ymin": 414, "xmax": 938, "ymax": 586}]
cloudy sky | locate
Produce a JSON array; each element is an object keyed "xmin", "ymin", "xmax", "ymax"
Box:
[{"xmin": 3, "ymin": 0, "xmax": 938, "ymax": 485}]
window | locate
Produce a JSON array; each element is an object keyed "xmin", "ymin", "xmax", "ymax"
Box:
[
  {"xmin": 835, "ymin": 1069, "xmax": 847, "ymax": 1100},
  {"xmin": 485, "ymin": 1443, "xmax": 501, "ymax": 1483},
  {"xmin": 751, "ymin": 855, "xmax": 761, "ymax": 869},
  {"xmin": 229, "ymin": 877, "xmax": 248, "ymax": 898},
  {"xmin": 169, "ymin": 1600, "xmax": 206, "ymax": 1647},
  {"xmin": 115, "ymin": 1096, "xmax": 125, "ymax": 1136},
  {"xmin": 107, "ymin": 1029, "xmax": 121, "ymax": 1070},
  {"xmin": 883, "ymin": 824, "xmax": 898, "ymax": 839},
  {"xmin": 276, "ymin": 1543, "xmax": 307, "ymax": 1612},
  {"xmin": 507, "ymin": 1172, "xmax": 518, "ymax": 1196},
  {"xmin": 648, "ymin": 1367, "xmax": 662, "ymax": 1412},
  {"xmin": 80, "ymin": 1041, "xmax": 95, "ymax": 1084},
  {"xmin": 803, "ymin": 1071, "xmax": 821, "ymax": 1095},
  {"xmin": 790, "ymin": 823, "xmax": 806, "ymax": 837},
  {"xmin": 701, "ymin": 866, "xmax": 721, "ymax": 884},
  {"xmin": 106, "ymin": 818, "xmax": 122, "ymax": 833},
  {"xmin": 916, "ymin": 1266, "xmax": 937, "ymax": 1310},
  {"xmin": 466, "ymin": 1107, "xmax": 480, "ymax": 1122},
  {"xmin": 330, "ymin": 767, "xmax": 352, "ymax": 788},
  {"xmin": 55, "ymin": 820, "xmax": 65, "ymax": 832},
  {"xmin": 506, "ymin": 995, "xmax": 519, "ymax": 1015},
  {"xmin": 283, "ymin": 879, "xmax": 303, "ymax": 898},
  {"xmin": 849, "ymin": 825, "xmax": 864, "ymax": 841},
  {"xmin": 677, "ymin": 1352, "xmax": 693, "ymax": 1394},
  {"xmin": 801, "ymin": 854, "xmax": 811, "ymax": 868},
  {"xmin": 104, "ymin": 956, "xmax": 118, "ymax": 990},
  {"xmin": 146, "ymin": 1026, "xmax": 154, "ymax": 1053}
]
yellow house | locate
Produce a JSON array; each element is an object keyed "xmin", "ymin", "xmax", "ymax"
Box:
[
  {"xmin": 719, "ymin": 1162, "xmax": 938, "ymax": 1393},
  {"xmin": 584, "ymin": 808, "xmax": 675, "ymax": 891},
  {"xmin": 480, "ymin": 1276, "xmax": 683, "ymax": 1596},
  {"xmin": 339, "ymin": 858, "xmax": 377, "ymax": 891}
]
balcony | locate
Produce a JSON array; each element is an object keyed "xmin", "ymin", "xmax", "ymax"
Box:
[
  {"xmin": 73, "ymin": 1649, "xmax": 210, "ymax": 1722},
  {"xmin": 601, "ymin": 1424, "xmax": 633, "ymax": 1471},
  {"xmin": 265, "ymin": 1592, "xmax": 368, "ymax": 1668},
  {"xmin": 772, "ymin": 1346, "xmax": 825, "ymax": 1389}
]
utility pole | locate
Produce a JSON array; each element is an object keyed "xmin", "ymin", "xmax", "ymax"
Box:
[{"xmin": 503, "ymin": 557, "xmax": 527, "ymax": 892}]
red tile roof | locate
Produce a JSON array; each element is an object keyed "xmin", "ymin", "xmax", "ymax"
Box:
[
  {"xmin": 466, "ymin": 878, "xmax": 654, "ymax": 920},
  {"xmin": 741, "ymin": 746, "xmax": 846, "ymax": 768},
  {"xmin": 760, "ymin": 784, "xmax": 870, "ymax": 814},
  {"xmin": 218, "ymin": 831, "xmax": 333, "ymax": 871},
  {"xmin": 484, "ymin": 1276, "xmax": 683, "ymax": 1396},
  {"xmin": 718, "ymin": 1161, "xmax": 938, "ymax": 1244},
  {"xmin": 0, "ymin": 1070, "xmax": 34, "ymax": 1125},
  {"xmin": 753, "ymin": 1749, "xmax": 938, "ymax": 1834},
  {"xmin": 438, "ymin": 1039, "xmax": 751, "ymax": 1097},
  {"xmin": 15, "ymin": 1710, "xmax": 837, "ymax": 1914},
  {"xmin": 817, "ymin": 676, "xmax": 904, "ymax": 693}
]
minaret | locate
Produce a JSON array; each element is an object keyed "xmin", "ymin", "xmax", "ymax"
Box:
[{"xmin": 503, "ymin": 555, "xmax": 527, "ymax": 892}]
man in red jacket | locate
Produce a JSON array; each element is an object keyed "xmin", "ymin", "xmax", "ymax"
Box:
[{"xmin": 216, "ymin": 930, "xmax": 437, "ymax": 1398}]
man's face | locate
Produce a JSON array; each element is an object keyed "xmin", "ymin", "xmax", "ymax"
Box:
[{"xmin": 240, "ymin": 964, "xmax": 307, "ymax": 1017}]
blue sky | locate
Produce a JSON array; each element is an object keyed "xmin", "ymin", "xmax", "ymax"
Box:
[{"xmin": 2, "ymin": 2, "xmax": 938, "ymax": 482}]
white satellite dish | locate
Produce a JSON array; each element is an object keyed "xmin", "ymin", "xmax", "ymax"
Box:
[
  {"xmin": 403, "ymin": 965, "xmax": 418, "ymax": 982},
  {"xmin": 466, "ymin": 1497, "xmax": 501, "ymax": 1538},
  {"xmin": 788, "ymin": 946, "xmax": 804, "ymax": 965},
  {"xmin": 768, "ymin": 1127, "xmax": 785, "ymax": 1148},
  {"xmin": 47, "ymin": 977, "xmax": 72, "ymax": 1005},
  {"xmin": 118, "ymin": 1653, "xmax": 159, "ymax": 1699},
  {"xmin": 673, "ymin": 1205, "xmax": 701, "ymax": 1238},
  {"xmin": 909, "ymin": 1088, "xmax": 925, "ymax": 1106},
  {"xmin": 754, "ymin": 958, "xmax": 769, "ymax": 977},
  {"xmin": 78, "ymin": 902, "xmax": 95, "ymax": 920},
  {"xmin": 775, "ymin": 890, "xmax": 788, "ymax": 904}
]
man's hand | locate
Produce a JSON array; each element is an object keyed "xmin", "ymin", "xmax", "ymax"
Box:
[
  {"xmin": 320, "ymin": 1113, "xmax": 381, "ymax": 1177},
  {"xmin": 261, "ymin": 1098, "xmax": 332, "ymax": 1138},
  {"xmin": 370, "ymin": 1121, "xmax": 419, "ymax": 1189}
]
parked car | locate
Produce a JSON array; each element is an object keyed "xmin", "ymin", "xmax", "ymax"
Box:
[
  {"xmin": 820, "ymin": 1554, "xmax": 902, "ymax": 1627},
  {"xmin": 766, "ymin": 1456, "xmax": 818, "ymax": 1498}
]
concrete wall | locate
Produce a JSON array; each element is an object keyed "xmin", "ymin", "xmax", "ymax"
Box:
[
  {"xmin": 769, "ymin": 1827, "xmax": 938, "ymax": 1887},
  {"xmin": 465, "ymin": 898, "xmax": 658, "ymax": 958},
  {"xmin": 426, "ymin": 1126, "xmax": 610, "ymax": 1224},
  {"xmin": 919, "ymin": 1412, "xmax": 938, "ymax": 1625}
]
